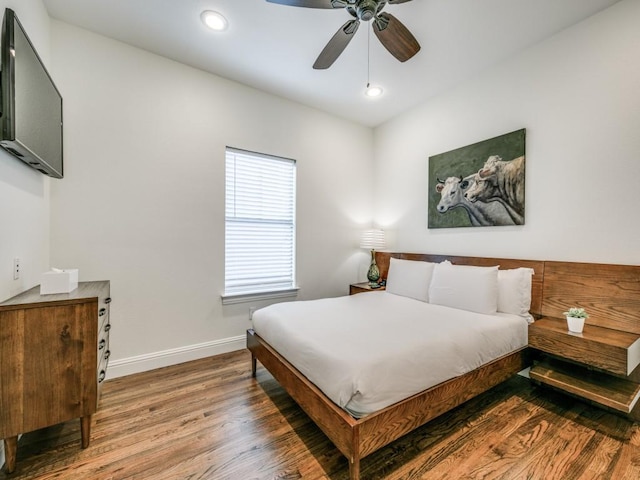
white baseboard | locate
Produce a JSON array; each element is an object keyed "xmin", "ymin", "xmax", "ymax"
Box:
[{"xmin": 107, "ymin": 334, "xmax": 246, "ymax": 379}]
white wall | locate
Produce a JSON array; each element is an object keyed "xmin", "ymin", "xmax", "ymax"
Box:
[
  {"xmin": 0, "ymin": 0, "xmax": 51, "ymax": 300},
  {"xmin": 374, "ymin": 0, "xmax": 640, "ymax": 265},
  {"xmin": 49, "ymin": 21, "xmax": 374, "ymax": 376}
]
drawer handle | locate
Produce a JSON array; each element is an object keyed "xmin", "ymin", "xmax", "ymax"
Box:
[
  {"xmin": 105, "ymin": 297, "xmax": 112, "ymax": 304},
  {"xmin": 99, "ymin": 308, "xmax": 106, "ymax": 317},
  {"xmin": 104, "ymin": 323, "xmax": 111, "ymax": 332},
  {"xmin": 98, "ymin": 370, "xmax": 106, "ymax": 383},
  {"xmin": 104, "ymin": 350, "xmax": 111, "ymax": 360},
  {"xmin": 99, "ymin": 339, "xmax": 106, "ymax": 350}
]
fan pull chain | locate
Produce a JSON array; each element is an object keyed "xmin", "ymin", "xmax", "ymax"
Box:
[
  {"xmin": 367, "ymin": 27, "xmax": 371, "ymax": 89},
  {"xmin": 365, "ymin": 21, "xmax": 382, "ymax": 97}
]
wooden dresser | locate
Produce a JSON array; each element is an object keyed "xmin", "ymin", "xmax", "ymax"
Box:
[{"xmin": 0, "ymin": 281, "xmax": 111, "ymax": 473}]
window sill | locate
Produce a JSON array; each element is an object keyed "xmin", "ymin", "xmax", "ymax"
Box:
[{"xmin": 221, "ymin": 287, "xmax": 299, "ymax": 305}]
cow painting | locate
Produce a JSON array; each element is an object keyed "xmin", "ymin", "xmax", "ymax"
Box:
[
  {"xmin": 464, "ymin": 155, "xmax": 525, "ymax": 225},
  {"xmin": 435, "ymin": 175, "xmax": 516, "ymax": 226},
  {"xmin": 428, "ymin": 129, "xmax": 526, "ymax": 228}
]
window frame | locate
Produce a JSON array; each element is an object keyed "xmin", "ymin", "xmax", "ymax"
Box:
[{"xmin": 221, "ymin": 147, "xmax": 298, "ymax": 304}]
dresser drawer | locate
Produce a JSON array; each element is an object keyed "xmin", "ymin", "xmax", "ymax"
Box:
[
  {"xmin": 97, "ymin": 333, "xmax": 109, "ymax": 355},
  {"xmin": 98, "ymin": 306, "xmax": 109, "ymax": 330},
  {"xmin": 97, "ymin": 326, "xmax": 110, "ymax": 374},
  {"xmin": 97, "ymin": 361, "xmax": 108, "ymax": 405},
  {"xmin": 98, "ymin": 295, "xmax": 111, "ymax": 328},
  {"xmin": 98, "ymin": 332, "xmax": 110, "ymax": 361},
  {"xmin": 97, "ymin": 307, "xmax": 110, "ymax": 405},
  {"xmin": 97, "ymin": 284, "xmax": 111, "ymax": 389},
  {"xmin": 97, "ymin": 327, "xmax": 110, "ymax": 405}
]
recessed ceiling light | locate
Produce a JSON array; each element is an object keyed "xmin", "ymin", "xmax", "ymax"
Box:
[
  {"xmin": 365, "ymin": 85, "xmax": 383, "ymax": 98},
  {"xmin": 201, "ymin": 10, "xmax": 228, "ymax": 31}
]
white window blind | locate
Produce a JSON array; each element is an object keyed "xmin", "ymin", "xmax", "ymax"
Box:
[{"xmin": 224, "ymin": 147, "xmax": 297, "ymax": 298}]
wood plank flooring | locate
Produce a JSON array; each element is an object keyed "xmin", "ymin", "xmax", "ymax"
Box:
[{"xmin": 2, "ymin": 349, "xmax": 639, "ymax": 480}]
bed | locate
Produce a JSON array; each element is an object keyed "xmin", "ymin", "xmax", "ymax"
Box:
[{"xmin": 247, "ymin": 253, "xmax": 545, "ymax": 479}]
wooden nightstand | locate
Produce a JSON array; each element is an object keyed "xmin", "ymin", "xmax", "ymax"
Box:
[
  {"xmin": 529, "ymin": 317, "xmax": 640, "ymax": 419},
  {"xmin": 349, "ymin": 282, "xmax": 386, "ymax": 295}
]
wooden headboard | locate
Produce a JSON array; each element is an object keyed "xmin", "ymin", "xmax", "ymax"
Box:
[
  {"xmin": 541, "ymin": 261, "xmax": 640, "ymax": 334},
  {"xmin": 375, "ymin": 252, "xmax": 640, "ymax": 333}
]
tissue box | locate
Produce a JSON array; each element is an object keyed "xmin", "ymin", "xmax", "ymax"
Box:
[{"xmin": 40, "ymin": 269, "xmax": 79, "ymax": 295}]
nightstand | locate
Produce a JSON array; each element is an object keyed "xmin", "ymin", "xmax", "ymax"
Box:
[
  {"xmin": 349, "ymin": 282, "xmax": 386, "ymax": 295},
  {"xmin": 529, "ymin": 317, "xmax": 640, "ymax": 419}
]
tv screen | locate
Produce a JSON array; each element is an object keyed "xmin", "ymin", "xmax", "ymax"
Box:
[{"xmin": 0, "ymin": 8, "xmax": 63, "ymax": 178}]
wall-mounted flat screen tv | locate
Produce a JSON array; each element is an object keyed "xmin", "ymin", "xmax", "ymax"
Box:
[{"xmin": 0, "ymin": 8, "xmax": 63, "ymax": 178}]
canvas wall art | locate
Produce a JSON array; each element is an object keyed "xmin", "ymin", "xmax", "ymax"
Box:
[{"xmin": 428, "ymin": 129, "xmax": 526, "ymax": 228}]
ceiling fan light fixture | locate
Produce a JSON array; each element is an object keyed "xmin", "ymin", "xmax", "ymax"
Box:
[
  {"xmin": 365, "ymin": 84, "xmax": 383, "ymax": 98},
  {"xmin": 201, "ymin": 10, "xmax": 228, "ymax": 31},
  {"xmin": 356, "ymin": 0, "xmax": 378, "ymax": 21},
  {"xmin": 267, "ymin": 0, "xmax": 419, "ymax": 69}
]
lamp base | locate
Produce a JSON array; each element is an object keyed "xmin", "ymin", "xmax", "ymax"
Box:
[{"xmin": 366, "ymin": 249, "xmax": 380, "ymax": 286}]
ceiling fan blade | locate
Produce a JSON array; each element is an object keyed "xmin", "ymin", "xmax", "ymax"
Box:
[
  {"xmin": 387, "ymin": 0, "xmax": 413, "ymax": 4},
  {"xmin": 373, "ymin": 12, "xmax": 420, "ymax": 62},
  {"xmin": 313, "ymin": 19, "xmax": 360, "ymax": 69},
  {"xmin": 266, "ymin": 0, "xmax": 346, "ymax": 8}
]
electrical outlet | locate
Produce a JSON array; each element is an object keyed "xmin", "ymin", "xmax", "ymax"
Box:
[{"xmin": 13, "ymin": 257, "xmax": 20, "ymax": 280}]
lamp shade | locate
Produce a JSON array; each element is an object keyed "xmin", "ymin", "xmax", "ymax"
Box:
[{"xmin": 360, "ymin": 229, "xmax": 386, "ymax": 250}]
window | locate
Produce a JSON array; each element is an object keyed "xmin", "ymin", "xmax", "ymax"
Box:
[{"xmin": 223, "ymin": 147, "xmax": 297, "ymax": 303}]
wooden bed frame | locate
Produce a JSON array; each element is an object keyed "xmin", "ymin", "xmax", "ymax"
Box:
[
  {"xmin": 248, "ymin": 252, "xmax": 640, "ymax": 478},
  {"xmin": 247, "ymin": 252, "xmax": 544, "ymax": 479}
]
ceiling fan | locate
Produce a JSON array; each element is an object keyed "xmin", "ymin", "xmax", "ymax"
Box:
[{"xmin": 266, "ymin": 0, "xmax": 420, "ymax": 69}]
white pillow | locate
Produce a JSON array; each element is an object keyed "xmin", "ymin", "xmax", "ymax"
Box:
[
  {"xmin": 385, "ymin": 257, "xmax": 435, "ymax": 302},
  {"xmin": 498, "ymin": 268, "xmax": 535, "ymax": 323},
  {"xmin": 428, "ymin": 263, "xmax": 499, "ymax": 314}
]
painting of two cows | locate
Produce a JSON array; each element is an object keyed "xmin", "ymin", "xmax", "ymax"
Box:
[{"xmin": 428, "ymin": 129, "xmax": 526, "ymax": 228}]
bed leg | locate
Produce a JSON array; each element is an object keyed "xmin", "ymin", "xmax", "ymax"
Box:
[
  {"xmin": 349, "ymin": 456, "xmax": 360, "ymax": 480},
  {"xmin": 251, "ymin": 354, "xmax": 257, "ymax": 377}
]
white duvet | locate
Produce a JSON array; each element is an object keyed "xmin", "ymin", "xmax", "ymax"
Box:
[{"xmin": 252, "ymin": 292, "xmax": 528, "ymax": 418}]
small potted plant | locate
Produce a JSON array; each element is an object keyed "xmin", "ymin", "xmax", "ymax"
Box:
[{"xmin": 563, "ymin": 307, "xmax": 589, "ymax": 333}]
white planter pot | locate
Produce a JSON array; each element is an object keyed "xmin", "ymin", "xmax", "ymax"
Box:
[{"xmin": 567, "ymin": 316, "xmax": 585, "ymax": 333}]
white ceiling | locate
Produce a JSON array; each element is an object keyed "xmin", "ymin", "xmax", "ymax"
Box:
[{"xmin": 42, "ymin": 0, "xmax": 621, "ymax": 127}]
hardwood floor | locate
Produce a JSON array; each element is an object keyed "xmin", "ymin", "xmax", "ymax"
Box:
[{"xmin": 2, "ymin": 350, "xmax": 639, "ymax": 480}]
